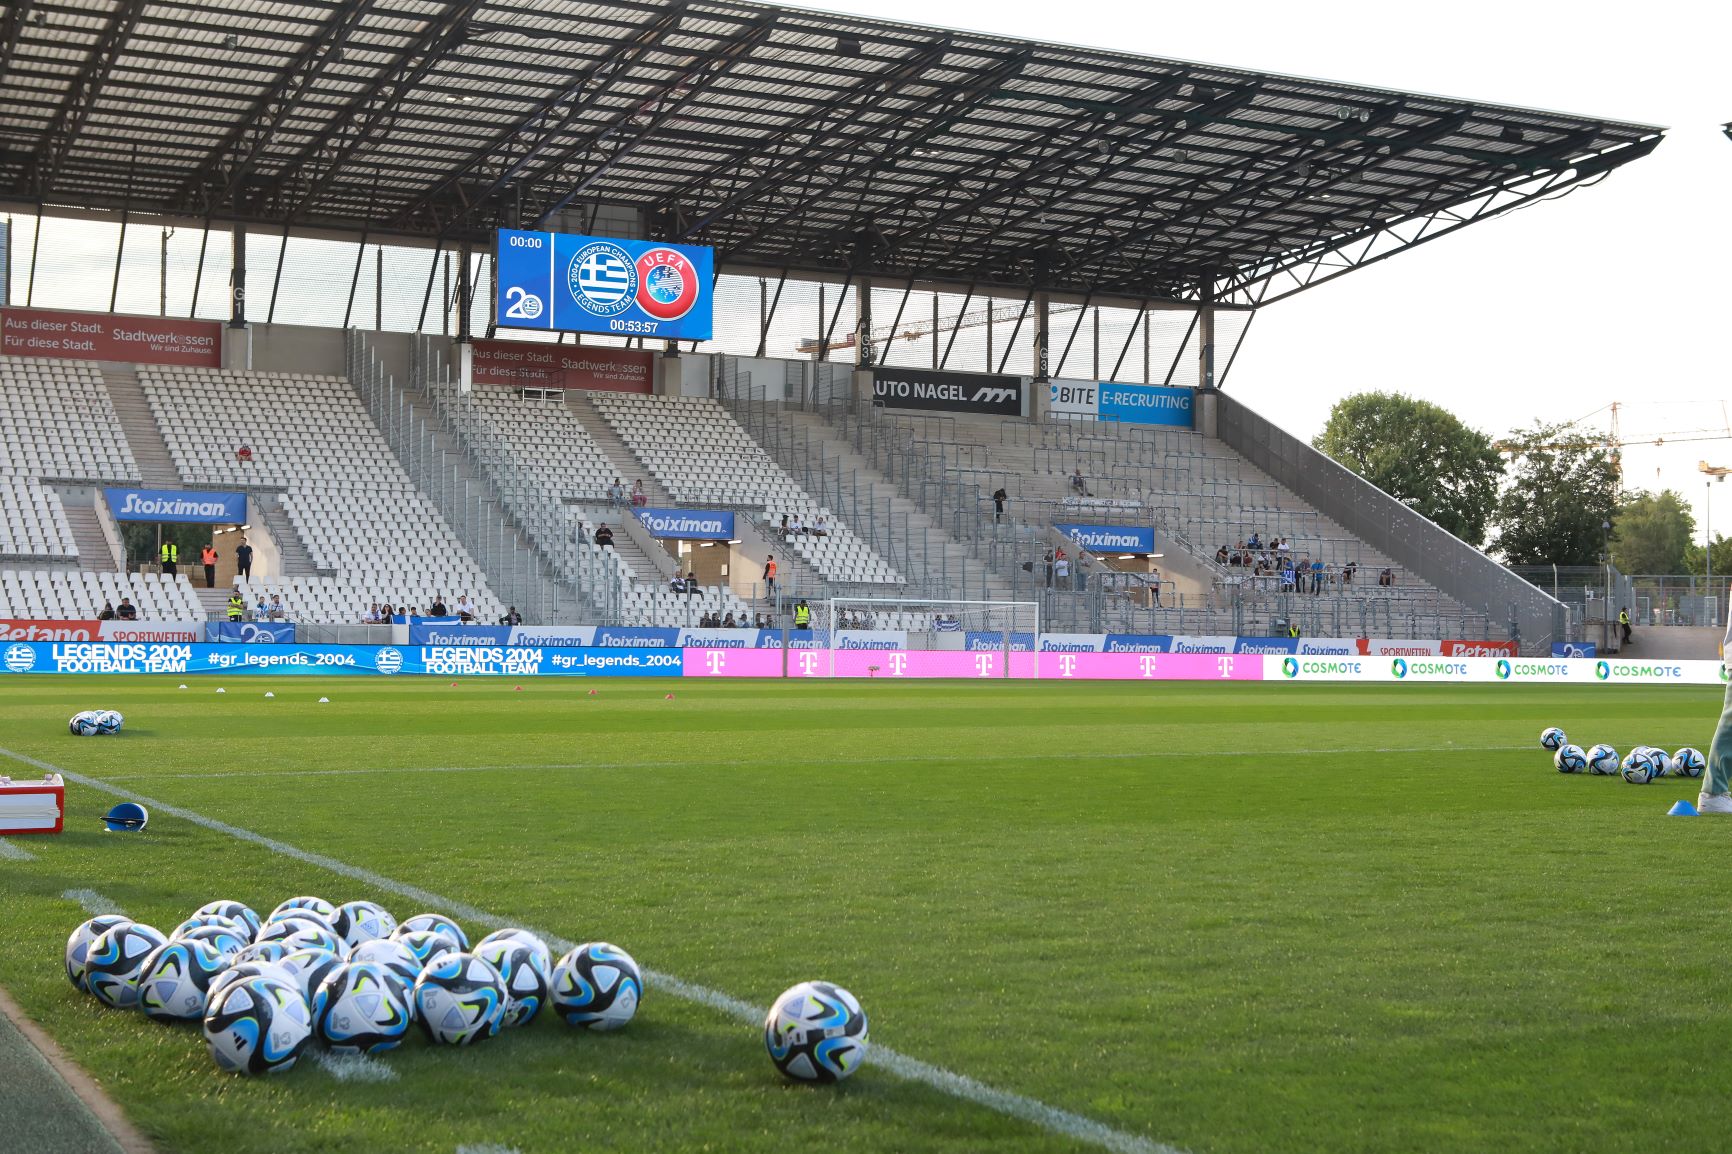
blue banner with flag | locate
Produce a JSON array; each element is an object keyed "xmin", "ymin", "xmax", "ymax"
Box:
[
  {"xmin": 207, "ymin": 621, "xmax": 296, "ymax": 644},
  {"xmin": 105, "ymin": 488, "xmax": 245, "ymax": 523}
]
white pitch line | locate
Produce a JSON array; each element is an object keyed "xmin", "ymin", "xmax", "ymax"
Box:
[
  {"xmin": 0, "ymin": 744, "xmax": 1181, "ymax": 1154},
  {"xmin": 62, "ymin": 888, "xmax": 126, "ymax": 916},
  {"xmin": 106, "ymin": 742, "xmax": 1530, "ymax": 782},
  {"xmin": 0, "ymin": 840, "xmax": 36, "ymax": 861},
  {"xmin": 455, "ymin": 1145, "xmax": 522, "ymax": 1154},
  {"xmin": 312, "ymin": 1050, "xmax": 399, "ymax": 1083}
]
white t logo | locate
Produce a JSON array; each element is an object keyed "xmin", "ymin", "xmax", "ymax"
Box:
[
  {"xmin": 1059, "ymin": 654, "xmax": 1076, "ymax": 678},
  {"xmin": 798, "ymin": 652, "xmax": 818, "ymax": 677},
  {"xmin": 1216, "ymin": 656, "xmax": 1235, "ymax": 678},
  {"xmin": 889, "ymin": 653, "xmax": 908, "ymax": 676},
  {"xmin": 1138, "ymin": 655, "xmax": 1157, "ymax": 678},
  {"xmin": 974, "ymin": 653, "xmax": 994, "ymax": 677},
  {"xmin": 705, "ymin": 652, "xmax": 725, "ymax": 675}
]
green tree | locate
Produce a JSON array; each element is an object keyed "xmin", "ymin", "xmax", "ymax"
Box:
[
  {"xmin": 1682, "ymin": 535, "xmax": 1732, "ymax": 579},
  {"xmin": 1312, "ymin": 391, "xmax": 1504, "ymax": 546},
  {"xmin": 1610, "ymin": 489, "xmax": 1695, "ymax": 574},
  {"xmin": 1490, "ymin": 423, "xmax": 1620, "ymax": 565}
]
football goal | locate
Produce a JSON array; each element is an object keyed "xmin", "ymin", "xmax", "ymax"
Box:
[{"xmin": 821, "ymin": 597, "xmax": 1040, "ymax": 677}]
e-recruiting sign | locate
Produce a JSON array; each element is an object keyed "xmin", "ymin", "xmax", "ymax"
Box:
[
  {"xmin": 635, "ymin": 508, "xmax": 735, "ymax": 540},
  {"xmin": 494, "ymin": 230, "xmax": 714, "ymax": 341},
  {"xmin": 872, "ymin": 367, "xmax": 1023, "ymax": 416},
  {"xmin": 1098, "ymin": 382, "xmax": 1192, "ymax": 427},
  {"xmin": 104, "ymin": 488, "xmax": 245, "ymax": 523},
  {"xmin": 1054, "ymin": 523, "xmax": 1155, "ymax": 553}
]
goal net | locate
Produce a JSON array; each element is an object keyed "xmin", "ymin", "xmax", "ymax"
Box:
[{"xmin": 821, "ymin": 597, "xmax": 1040, "ymax": 677}]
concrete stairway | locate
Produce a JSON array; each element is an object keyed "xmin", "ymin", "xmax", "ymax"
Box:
[
  {"xmin": 98, "ymin": 362, "xmax": 180, "ymax": 486},
  {"xmin": 571, "ymin": 503, "xmax": 668, "ymax": 583},
  {"xmin": 256, "ymin": 499, "xmax": 316, "ymax": 576},
  {"xmin": 565, "ymin": 392, "xmax": 672, "ymax": 503},
  {"xmin": 763, "ymin": 408, "xmax": 1018, "ymax": 603},
  {"xmin": 59, "ymin": 504, "xmax": 117, "ymax": 571},
  {"xmin": 193, "ymin": 588, "xmax": 228, "ymax": 620}
]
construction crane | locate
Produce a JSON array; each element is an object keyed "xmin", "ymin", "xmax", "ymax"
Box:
[
  {"xmin": 1494, "ymin": 400, "xmax": 1732, "ymax": 480},
  {"xmin": 797, "ymin": 301, "xmax": 1083, "ymax": 357}
]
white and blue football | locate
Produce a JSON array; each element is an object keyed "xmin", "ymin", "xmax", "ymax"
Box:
[
  {"xmin": 68, "ymin": 712, "xmax": 99, "ymax": 737},
  {"xmin": 551, "ymin": 942, "xmax": 641, "ymax": 1031},
  {"xmin": 66, "ymin": 915, "xmax": 134, "ymax": 992},
  {"xmin": 764, "ymin": 980, "xmax": 868, "ymax": 1082},
  {"xmin": 413, "ymin": 952, "xmax": 506, "ymax": 1045},
  {"xmin": 1621, "ymin": 750, "xmax": 1657, "ymax": 785},
  {"xmin": 1539, "ymin": 727, "xmax": 1567, "ymax": 752},
  {"xmin": 203, "ymin": 974, "xmax": 312, "ymax": 1075},
  {"xmin": 333, "ymin": 901, "xmax": 397, "ymax": 949},
  {"xmin": 192, "ymin": 900, "xmax": 260, "ymax": 941},
  {"xmin": 273, "ymin": 946, "xmax": 344, "ymax": 1002},
  {"xmin": 475, "ymin": 937, "xmax": 549, "ymax": 1027},
  {"xmin": 1586, "ymin": 744, "xmax": 1620, "ymax": 776},
  {"xmin": 1672, "ymin": 747, "xmax": 1707, "ymax": 779},
  {"xmin": 312, "ymin": 961, "xmax": 411, "ymax": 1055},
  {"xmin": 1553, "ymin": 744, "xmax": 1588, "ymax": 773},
  {"xmin": 137, "ymin": 938, "xmax": 228, "ymax": 1021},
  {"xmin": 84, "ymin": 922, "xmax": 169, "ymax": 1009},
  {"xmin": 396, "ymin": 913, "xmax": 469, "ymax": 952},
  {"xmin": 94, "ymin": 710, "xmax": 123, "ymax": 735},
  {"xmin": 267, "ymin": 896, "xmax": 337, "ymax": 926},
  {"xmin": 477, "ymin": 928, "xmax": 551, "ymax": 981}
]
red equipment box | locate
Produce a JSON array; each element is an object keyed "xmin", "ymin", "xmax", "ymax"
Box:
[{"xmin": 0, "ymin": 773, "xmax": 65, "ymax": 835}]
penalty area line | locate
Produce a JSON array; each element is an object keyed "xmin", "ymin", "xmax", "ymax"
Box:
[{"xmin": 0, "ymin": 744, "xmax": 1181, "ymax": 1154}]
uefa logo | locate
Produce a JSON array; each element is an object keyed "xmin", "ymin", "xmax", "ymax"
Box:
[
  {"xmin": 1391, "ymin": 658, "xmax": 1408, "ymax": 679},
  {"xmin": 1281, "ymin": 657, "xmax": 1299, "ymax": 678},
  {"xmin": 3, "ymin": 642, "xmax": 34, "ymax": 673},
  {"xmin": 635, "ymin": 247, "xmax": 700, "ymax": 320},
  {"xmin": 1495, "ymin": 659, "xmax": 1512, "ymax": 680},
  {"xmin": 1595, "ymin": 660, "xmax": 1611, "ymax": 681},
  {"xmin": 567, "ymin": 241, "xmax": 637, "ymax": 317},
  {"xmin": 375, "ymin": 646, "xmax": 403, "ymax": 675}
]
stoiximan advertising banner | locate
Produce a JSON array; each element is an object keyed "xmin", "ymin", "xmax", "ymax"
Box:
[{"xmin": 494, "ymin": 230, "xmax": 714, "ymax": 341}]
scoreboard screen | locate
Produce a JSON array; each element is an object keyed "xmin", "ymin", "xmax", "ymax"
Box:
[{"xmin": 494, "ymin": 229, "xmax": 714, "ymax": 341}]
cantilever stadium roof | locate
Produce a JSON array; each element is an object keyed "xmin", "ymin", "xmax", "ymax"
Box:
[{"xmin": 0, "ymin": 1, "xmax": 1663, "ymax": 306}]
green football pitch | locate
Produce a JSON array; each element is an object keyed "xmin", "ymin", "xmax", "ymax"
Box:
[{"xmin": 0, "ymin": 674, "xmax": 1728, "ymax": 1154}]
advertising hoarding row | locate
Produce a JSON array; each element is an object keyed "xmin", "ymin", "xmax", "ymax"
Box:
[
  {"xmin": 1053, "ymin": 523, "xmax": 1156, "ymax": 553},
  {"xmin": 495, "ymin": 230, "xmax": 714, "ymax": 341},
  {"xmin": 468, "ymin": 340, "xmax": 653, "ymax": 394},
  {"xmin": 1, "ymin": 307, "xmax": 222, "ymax": 367},
  {"xmin": 104, "ymin": 488, "xmax": 246, "ymax": 524},
  {"xmin": 634, "ymin": 508, "xmax": 735, "ymax": 540},
  {"xmin": 871, "ymin": 367, "xmax": 1024, "ymax": 416},
  {"xmin": 1047, "ymin": 379, "xmax": 1195, "ymax": 427}
]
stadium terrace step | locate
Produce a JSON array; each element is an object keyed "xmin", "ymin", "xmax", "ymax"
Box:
[
  {"xmin": 256, "ymin": 499, "xmax": 314, "ymax": 577},
  {"xmin": 56, "ymin": 502, "xmax": 117, "ymax": 572},
  {"xmin": 193, "ymin": 587, "xmax": 230, "ymax": 620},
  {"xmin": 97, "ymin": 362, "xmax": 180, "ymax": 487},
  {"xmin": 564, "ymin": 392, "xmax": 674, "ymax": 505}
]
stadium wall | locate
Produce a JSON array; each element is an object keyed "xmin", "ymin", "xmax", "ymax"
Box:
[{"xmin": 1214, "ymin": 392, "xmax": 1565, "ymax": 654}]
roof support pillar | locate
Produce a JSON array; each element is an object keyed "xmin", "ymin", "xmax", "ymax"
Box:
[
  {"xmin": 854, "ymin": 274, "xmax": 874, "ymax": 369},
  {"xmin": 1196, "ymin": 290, "xmax": 1217, "ymax": 393},
  {"xmin": 1032, "ymin": 290, "xmax": 1050, "ymax": 383},
  {"xmin": 225, "ymin": 216, "xmax": 251, "ymax": 369}
]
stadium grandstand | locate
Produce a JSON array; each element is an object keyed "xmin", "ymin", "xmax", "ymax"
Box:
[{"xmin": 0, "ymin": 0, "xmax": 1661, "ymax": 652}]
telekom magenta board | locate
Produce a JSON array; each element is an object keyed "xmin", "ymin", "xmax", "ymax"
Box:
[{"xmin": 495, "ymin": 230, "xmax": 714, "ymax": 341}]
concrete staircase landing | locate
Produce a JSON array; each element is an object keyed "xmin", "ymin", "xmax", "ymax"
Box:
[
  {"xmin": 59, "ymin": 504, "xmax": 117, "ymax": 571},
  {"xmin": 98, "ymin": 362, "xmax": 179, "ymax": 487}
]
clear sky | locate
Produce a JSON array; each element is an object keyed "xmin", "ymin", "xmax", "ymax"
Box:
[{"xmin": 797, "ymin": 0, "xmax": 1732, "ymax": 539}]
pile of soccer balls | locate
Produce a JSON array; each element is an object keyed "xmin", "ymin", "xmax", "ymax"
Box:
[
  {"xmin": 68, "ymin": 710, "xmax": 124, "ymax": 736},
  {"xmin": 63, "ymin": 897, "xmax": 868, "ymax": 1083},
  {"xmin": 1540, "ymin": 726, "xmax": 1705, "ymax": 784}
]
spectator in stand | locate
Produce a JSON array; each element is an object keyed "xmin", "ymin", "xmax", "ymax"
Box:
[
  {"xmin": 201, "ymin": 543, "xmax": 218, "ymax": 589},
  {"xmin": 1343, "ymin": 561, "xmax": 1357, "ymax": 586},
  {"xmin": 685, "ymin": 571, "xmax": 698, "ymax": 595},
  {"xmin": 1043, "ymin": 549, "xmax": 1054, "ymax": 587},
  {"xmin": 116, "ymin": 597, "xmax": 137, "ymax": 620},
  {"xmin": 455, "ymin": 593, "xmax": 476, "ymax": 622},
  {"xmin": 794, "ymin": 600, "xmax": 811, "ymax": 631},
  {"xmin": 254, "ymin": 594, "xmax": 269, "ymax": 620},
  {"xmin": 1150, "ymin": 566, "xmax": 1163, "ymax": 607},
  {"xmin": 813, "ymin": 516, "xmax": 828, "ymax": 537},
  {"xmin": 502, "ymin": 606, "xmax": 522, "ymax": 625},
  {"xmin": 631, "ymin": 480, "xmax": 647, "ymax": 508},
  {"xmin": 1277, "ymin": 538, "xmax": 1291, "ymax": 556},
  {"xmin": 235, "ymin": 536, "xmax": 254, "ymax": 579},
  {"xmin": 993, "ymin": 487, "xmax": 1008, "ymax": 522},
  {"xmin": 669, "ymin": 571, "xmax": 687, "ymax": 594},
  {"xmin": 365, "ymin": 603, "xmax": 382, "ymax": 624},
  {"xmin": 98, "ymin": 599, "xmax": 116, "ymax": 620},
  {"xmin": 1070, "ymin": 467, "xmax": 1090, "ymax": 497},
  {"xmin": 267, "ymin": 593, "xmax": 285, "ymax": 620},
  {"xmin": 226, "ymin": 590, "xmax": 244, "ymax": 621},
  {"xmin": 1248, "ymin": 532, "xmax": 1262, "ymax": 550},
  {"xmin": 1215, "ymin": 544, "xmax": 1229, "ymax": 565},
  {"xmin": 430, "ymin": 594, "xmax": 448, "ymax": 617},
  {"xmin": 594, "ymin": 524, "xmax": 614, "ymax": 549},
  {"xmin": 763, "ymin": 554, "xmax": 777, "ymax": 595},
  {"xmin": 236, "ymin": 444, "xmax": 253, "ymax": 464},
  {"xmin": 1379, "ymin": 567, "xmax": 1394, "ymax": 587},
  {"xmin": 159, "ymin": 540, "xmax": 178, "ymax": 577},
  {"xmin": 778, "ymin": 513, "xmax": 789, "ymax": 538},
  {"xmin": 1281, "ymin": 560, "xmax": 1296, "ymax": 592},
  {"xmin": 608, "ymin": 479, "xmax": 625, "ymax": 508},
  {"xmin": 1078, "ymin": 552, "xmax": 1094, "ymax": 593},
  {"xmin": 1310, "ymin": 559, "xmax": 1324, "ymax": 595},
  {"xmin": 789, "ymin": 514, "xmax": 805, "ymax": 536},
  {"xmin": 1054, "ymin": 548, "xmax": 1070, "ymax": 589},
  {"xmin": 723, "ymin": 612, "xmax": 737, "ymax": 628}
]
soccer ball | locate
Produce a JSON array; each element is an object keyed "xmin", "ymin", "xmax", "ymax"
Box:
[
  {"xmin": 1621, "ymin": 750, "xmax": 1658, "ymax": 784},
  {"xmin": 1540, "ymin": 727, "xmax": 1567, "ymax": 752},
  {"xmin": 333, "ymin": 901, "xmax": 397, "ymax": 949},
  {"xmin": 178, "ymin": 924, "xmax": 250, "ymax": 960},
  {"xmin": 1553, "ymin": 744, "xmax": 1588, "ymax": 774},
  {"xmin": 203, "ymin": 974, "xmax": 312, "ymax": 1075},
  {"xmin": 392, "ymin": 928, "xmax": 458, "ymax": 973},
  {"xmin": 207, "ymin": 960, "xmax": 296, "ymax": 1006},
  {"xmin": 66, "ymin": 915, "xmax": 133, "ymax": 992},
  {"xmin": 551, "ymin": 942, "xmax": 642, "ymax": 1031},
  {"xmin": 193, "ymin": 900, "xmax": 260, "ymax": 941},
  {"xmin": 348, "ymin": 939, "xmax": 424, "ymax": 992},
  {"xmin": 475, "ymin": 937, "xmax": 549, "ymax": 1027},
  {"xmin": 1672, "ymin": 747, "xmax": 1707, "ymax": 779},
  {"xmin": 396, "ymin": 913, "xmax": 469, "ymax": 951},
  {"xmin": 257, "ymin": 917, "xmax": 343, "ymax": 955},
  {"xmin": 268, "ymin": 896, "xmax": 337, "ymax": 925},
  {"xmin": 84, "ymin": 922, "xmax": 169, "ymax": 1009},
  {"xmin": 235, "ymin": 940, "xmax": 295, "ymax": 966},
  {"xmin": 477, "ymin": 928, "xmax": 551, "ymax": 980},
  {"xmin": 413, "ymin": 953, "xmax": 507, "ymax": 1045},
  {"xmin": 274, "ymin": 946, "xmax": 343, "ymax": 1002},
  {"xmin": 312, "ymin": 962, "xmax": 412, "ymax": 1055},
  {"xmin": 764, "ymin": 981, "xmax": 868, "ymax": 1083},
  {"xmin": 137, "ymin": 939, "xmax": 228, "ymax": 1021},
  {"xmin": 94, "ymin": 710, "xmax": 123, "ymax": 735},
  {"xmin": 172, "ymin": 913, "xmax": 247, "ymax": 942},
  {"xmin": 1586, "ymin": 744, "xmax": 1620, "ymax": 776},
  {"xmin": 68, "ymin": 712, "xmax": 99, "ymax": 736}
]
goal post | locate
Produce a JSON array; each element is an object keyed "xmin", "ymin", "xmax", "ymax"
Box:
[{"xmin": 822, "ymin": 597, "xmax": 1040, "ymax": 678}]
